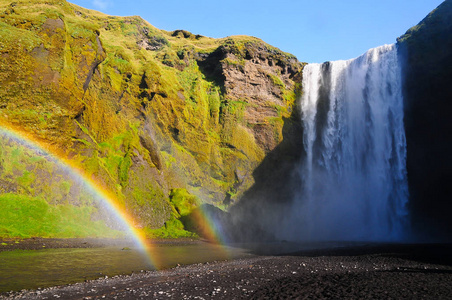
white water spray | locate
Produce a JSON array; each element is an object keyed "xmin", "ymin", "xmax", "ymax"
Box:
[{"xmin": 294, "ymin": 44, "xmax": 409, "ymax": 241}]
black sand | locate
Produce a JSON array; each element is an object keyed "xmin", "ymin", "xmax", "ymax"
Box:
[{"xmin": 1, "ymin": 240, "xmax": 451, "ymax": 299}]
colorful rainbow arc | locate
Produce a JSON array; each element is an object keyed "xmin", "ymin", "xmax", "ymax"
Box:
[
  {"xmin": 0, "ymin": 123, "xmax": 160, "ymax": 267},
  {"xmin": 0, "ymin": 122, "xmax": 229, "ymax": 268}
]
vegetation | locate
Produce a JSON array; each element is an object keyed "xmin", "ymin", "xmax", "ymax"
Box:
[
  {"xmin": 0, "ymin": 0, "xmax": 303, "ymax": 239},
  {"xmin": 143, "ymin": 189, "xmax": 199, "ymax": 238},
  {"xmin": 0, "ymin": 194, "xmax": 121, "ymax": 238}
]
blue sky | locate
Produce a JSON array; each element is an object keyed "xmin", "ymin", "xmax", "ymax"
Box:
[{"xmin": 69, "ymin": 0, "xmax": 444, "ymax": 63}]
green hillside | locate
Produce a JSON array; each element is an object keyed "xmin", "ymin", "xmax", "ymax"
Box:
[{"xmin": 0, "ymin": 0, "xmax": 303, "ymax": 238}]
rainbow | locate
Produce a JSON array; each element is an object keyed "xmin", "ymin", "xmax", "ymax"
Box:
[
  {"xmin": 0, "ymin": 122, "xmax": 161, "ymax": 267},
  {"xmin": 190, "ymin": 206, "xmax": 225, "ymax": 245},
  {"xmin": 0, "ymin": 122, "xmax": 231, "ymax": 268}
]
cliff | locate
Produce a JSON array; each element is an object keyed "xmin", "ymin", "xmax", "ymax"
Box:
[
  {"xmin": 2, "ymin": 0, "xmax": 450, "ymax": 242},
  {"xmin": 397, "ymin": 0, "xmax": 452, "ymax": 240},
  {"xmin": 224, "ymin": 0, "xmax": 452, "ymax": 242},
  {"xmin": 0, "ymin": 0, "xmax": 303, "ymax": 237}
]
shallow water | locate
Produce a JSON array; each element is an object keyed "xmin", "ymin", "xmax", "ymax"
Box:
[{"xmin": 0, "ymin": 243, "xmax": 251, "ymax": 293}]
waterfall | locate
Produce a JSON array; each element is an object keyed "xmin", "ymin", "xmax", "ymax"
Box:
[{"xmin": 295, "ymin": 44, "xmax": 409, "ymax": 241}]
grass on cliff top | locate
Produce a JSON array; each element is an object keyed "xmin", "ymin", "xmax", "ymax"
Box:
[
  {"xmin": 0, "ymin": 193, "xmax": 122, "ymax": 239},
  {"xmin": 397, "ymin": 0, "xmax": 452, "ymax": 44},
  {"xmin": 71, "ymin": 0, "xmax": 297, "ymax": 59}
]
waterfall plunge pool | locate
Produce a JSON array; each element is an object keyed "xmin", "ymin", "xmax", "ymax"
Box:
[
  {"xmin": 2, "ymin": 239, "xmax": 449, "ymax": 294},
  {"xmin": 0, "ymin": 241, "xmax": 253, "ymax": 293},
  {"xmin": 0, "ymin": 239, "xmax": 380, "ymax": 293}
]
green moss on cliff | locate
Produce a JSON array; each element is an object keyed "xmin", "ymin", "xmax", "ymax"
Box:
[
  {"xmin": 169, "ymin": 188, "xmax": 199, "ymax": 217},
  {"xmin": 0, "ymin": 194, "xmax": 121, "ymax": 238},
  {"xmin": 143, "ymin": 189, "xmax": 199, "ymax": 238},
  {"xmin": 0, "ymin": 0, "xmax": 303, "ymax": 238}
]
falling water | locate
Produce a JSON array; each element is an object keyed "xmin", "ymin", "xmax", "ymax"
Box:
[{"xmin": 296, "ymin": 44, "xmax": 409, "ymax": 241}]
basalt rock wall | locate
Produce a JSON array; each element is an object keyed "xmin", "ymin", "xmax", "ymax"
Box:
[{"xmin": 397, "ymin": 0, "xmax": 452, "ymax": 241}]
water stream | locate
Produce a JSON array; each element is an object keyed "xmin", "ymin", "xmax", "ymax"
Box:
[{"xmin": 0, "ymin": 243, "xmax": 251, "ymax": 293}]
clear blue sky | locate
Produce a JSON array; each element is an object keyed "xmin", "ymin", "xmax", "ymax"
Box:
[{"xmin": 69, "ymin": 0, "xmax": 444, "ymax": 63}]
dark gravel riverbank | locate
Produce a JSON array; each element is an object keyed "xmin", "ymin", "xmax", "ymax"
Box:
[{"xmin": 1, "ymin": 242, "xmax": 451, "ymax": 299}]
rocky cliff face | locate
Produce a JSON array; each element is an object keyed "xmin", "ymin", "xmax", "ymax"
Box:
[
  {"xmin": 224, "ymin": 0, "xmax": 452, "ymax": 243},
  {"xmin": 4, "ymin": 0, "xmax": 449, "ymax": 242},
  {"xmin": 0, "ymin": 0, "xmax": 303, "ymax": 234},
  {"xmin": 397, "ymin": 0, "xmax": 452, "ymax": 241}
]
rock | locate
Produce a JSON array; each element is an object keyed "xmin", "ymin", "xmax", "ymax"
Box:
[
  {"xmin": 0, "ymin": 0, "xmax": 304, "ymax": 234},
  {"xmin": 397, "ymin": 0, "xmax": 452, "ymax": 241}
]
